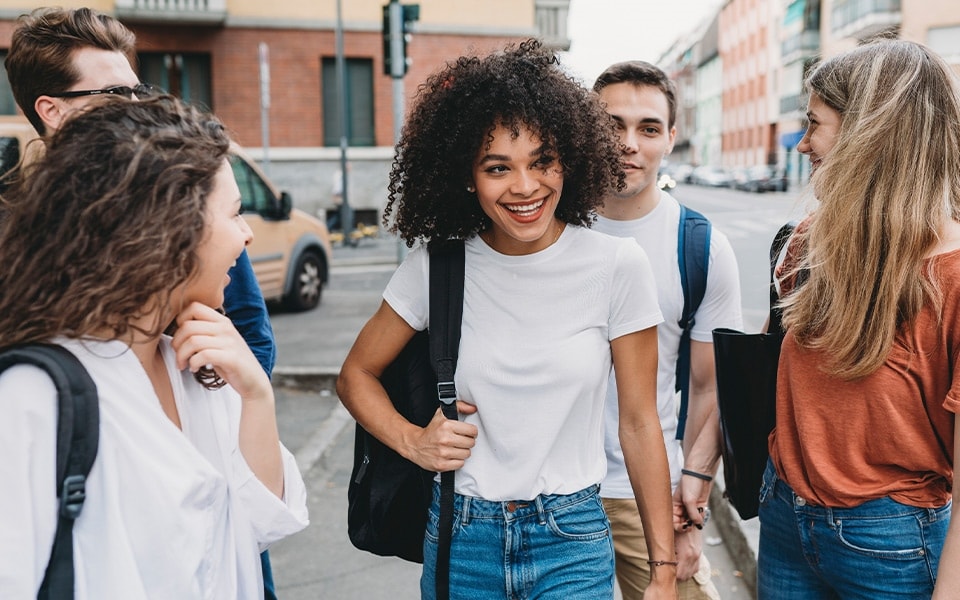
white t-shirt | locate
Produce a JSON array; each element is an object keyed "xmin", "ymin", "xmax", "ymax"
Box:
[
  {"xmin": 0, "ymin": 337, "xmax": 309, "ymax": 600},
  {"xmin": 593, "ymin": 192, "xmax": 743, "ymax": 498},
  {"xmin": 383, "ymin": 226, "xmax": 662, "ymax": 501}
]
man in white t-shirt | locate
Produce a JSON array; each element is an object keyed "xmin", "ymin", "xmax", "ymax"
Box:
[{"xmin": 593, "ymin": 61, "xmax": 743, "ymax": 600}]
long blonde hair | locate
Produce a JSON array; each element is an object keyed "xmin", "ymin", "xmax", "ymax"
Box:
[{"xmin": 782, "ymin": 40, "xmax": 960, "ymax": 379}]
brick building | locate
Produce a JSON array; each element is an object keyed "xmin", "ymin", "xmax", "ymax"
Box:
[{"xmin": 0, "ymin": 0, "xmax": 570, "ymax": 216}]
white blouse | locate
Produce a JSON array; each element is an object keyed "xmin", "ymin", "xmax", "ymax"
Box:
[{"xmin": 0, "ymin": 337, "xmax": 309, "ymax": 599}]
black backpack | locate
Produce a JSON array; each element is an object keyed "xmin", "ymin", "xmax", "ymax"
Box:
[
  {"xmin": 0, "ymin": 344, "xmax": 99, "ymax": 600},
  {"xmin": 347, "ymin": 240, "xmax": 464, "ymax": 600}
]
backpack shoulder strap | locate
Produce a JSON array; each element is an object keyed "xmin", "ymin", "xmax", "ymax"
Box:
[
  {"xmin": 0, "ymin": 343, "xmax": 98, "ymax": 600},
  {"xmin": 675, "ymin": 205, "xmax": 711, "ymax": 440},
  {"xmin": 425, "ymin": 239, "xmax": 465, "ymax": 600},
  {"xmin": 428, "ymin": 240, "xmax": 465, "ymax": 403}
]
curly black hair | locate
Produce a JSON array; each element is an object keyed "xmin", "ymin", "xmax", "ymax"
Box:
[{"xmin": 383, "ymin": 39, "xmax": 624, "ymax": 246}]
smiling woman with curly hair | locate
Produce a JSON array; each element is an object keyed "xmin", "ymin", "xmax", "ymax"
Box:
[
  {"xmin": 340, "ymin": 39, "xmax": 677, "ymax": 599},
  {"xmin": 384, "ymin": 39, "xmax": 624, "ymax": 245}
]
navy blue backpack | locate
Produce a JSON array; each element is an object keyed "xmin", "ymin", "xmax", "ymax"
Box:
[{"xmin": 675, "ymin": 205, "xmax": 711, "ymax": 440}]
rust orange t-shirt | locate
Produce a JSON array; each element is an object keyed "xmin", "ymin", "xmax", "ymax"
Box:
[{"xmin": 770, "ymin": 242, "xmax": 960, "ymax": 508}]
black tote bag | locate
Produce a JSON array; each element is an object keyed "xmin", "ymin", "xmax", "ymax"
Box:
[{"xmin": 712, "ymin": 222, "xmax": 796, "ymax": 520}]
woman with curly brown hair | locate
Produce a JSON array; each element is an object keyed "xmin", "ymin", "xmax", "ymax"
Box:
[
  {"xmin": 338, "ymin": 40, "xmax": 676, "ymax": 599},
  {"xmin": 0, "ymin": 96, "xmax": 308, "ymax": 598}
]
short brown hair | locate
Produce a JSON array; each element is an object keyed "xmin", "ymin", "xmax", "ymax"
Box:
[
  {"xmin": 593, "ymin": 61, "xmax": 678, "ymax": 128},
  {"xmin": 5, "ymin": 7, "xmax": 137, "ymax": 135}
]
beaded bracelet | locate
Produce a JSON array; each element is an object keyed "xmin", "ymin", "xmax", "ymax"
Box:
[
  {"xmin": 681, "ymin": 468, "xmax": 713, "ymax": 482},
  {"xmin": 647, "ymin": 559, "xmax": 679, "ymax": 567}
]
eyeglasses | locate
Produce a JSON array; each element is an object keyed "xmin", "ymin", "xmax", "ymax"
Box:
[{"xmin": 46, "ymin": 83, "xmax": 160, "ymax": 100}]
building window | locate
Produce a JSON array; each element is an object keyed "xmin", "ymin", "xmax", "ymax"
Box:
[
  {"xmin": 928, "ymin": 26, "xmax": 960, "ymax": 64},
  {"xmin": 0, "ymin": 52, "xmax": 18, "ymax": 115},
  {"xmin": 322, "ymin": 57, "xmax": 374, "ymax": 147},
  {"xmin": 138, "ymin": 52, "xmax": 212, "ymax": 110}
]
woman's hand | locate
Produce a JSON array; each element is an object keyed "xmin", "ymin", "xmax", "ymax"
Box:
[
  {"xmin": 406, "ymin": 401, "xmax": 478, "ymax": 472},
  {"xmin": 171, "ymin": 302, "xmax": 283, "ymax": 496},
  {"xmin": 339, "ymin": 300, "xmax": 480, "ymax": 474},
  {"xmin": 170, "ymin": 302, "xmax": 271, "ymax": 400}
]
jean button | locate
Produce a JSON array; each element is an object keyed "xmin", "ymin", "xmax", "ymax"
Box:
[{"xmin": 795, "ymin": 496, "xmax": 807, "ymax": 506}]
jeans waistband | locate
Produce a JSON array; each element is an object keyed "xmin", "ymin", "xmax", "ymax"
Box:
[
  {"xmin": 434, "ymin": 484, "xmax": 601, "ymax": 524},
  {"xmin": 764, "ymin": 459, "xmax": 946, "ymax": 522}
]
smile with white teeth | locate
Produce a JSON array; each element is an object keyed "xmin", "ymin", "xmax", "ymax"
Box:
[{"xmin": 503, "ymin": 199, "xmax": 544, "ymax": 217}]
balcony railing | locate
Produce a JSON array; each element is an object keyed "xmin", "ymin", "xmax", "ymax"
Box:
[
  {"xmin": 115, "ymin": 0, "xmax": 227, "ymax": 25},
  {"xmin": 536, "ymin": 0, "xmax": 571, "ymax": 51},
  {"xmin": 831, "ymin": 0, "xmax": 901, "ymax": 40},
  {"xmin": 781, "ymin": 29, "xmax": 820, "ymax": 63},
  {"xmin": 780, "ymin": 93, "xmax": 802, "ymax": 116}
]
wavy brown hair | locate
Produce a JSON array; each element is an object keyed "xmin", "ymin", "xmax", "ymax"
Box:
[
  {"xmin": 383, "ymin": 39, "xmax": 624, "ymax": 246},
  {"xmin": 782, "ymin": 40, "xmax": 960, "ymax": 379},
  {"xmin": 0, "ymin": 95, "xmax": 231, "ymax": 350}
]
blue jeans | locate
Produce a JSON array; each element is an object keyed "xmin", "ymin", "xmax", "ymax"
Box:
[
  {"xmin": 421, "ymin": 484, "xmax": 614, "ymax": 600},
  {"xmin": 757, "ymin": 459, "xmax": 949, "ymax": 599}
]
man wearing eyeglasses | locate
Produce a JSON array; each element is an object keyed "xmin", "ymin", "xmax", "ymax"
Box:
[{"xmin": 4, "ymin": 7, "xmax": 283, "ymax": 600}]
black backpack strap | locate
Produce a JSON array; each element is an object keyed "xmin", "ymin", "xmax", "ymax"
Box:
[
  {"xmin": 768, "ymin": 221, "xmax": 799, "ymax": 335},
  {"xmin": 427, "ymin": 240, "xmax": 465, "ymax": 600},
  {"xmin": 675, "ymin": 205, "xmax": 711, "ymax": 440},
  {"xmin": 0, "ymin": 343, "xmax": 98, "ymax": 600}
]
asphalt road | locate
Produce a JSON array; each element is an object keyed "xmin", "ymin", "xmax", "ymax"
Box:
[{"xmin": 265, "ymin": 183, "xmax": 808, "ymax": 598}]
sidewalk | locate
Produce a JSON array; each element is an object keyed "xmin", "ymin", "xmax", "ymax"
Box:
[{"xmin": 272, "ymin": 233, "xmax": 760, "ymax": 598}]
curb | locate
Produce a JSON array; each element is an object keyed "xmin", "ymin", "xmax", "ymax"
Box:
[
  {"xmin": 710, "ymin": 484, "xmax": 758, "ymax": 598},
  {"xmin": 273, "ymin": 366, "xmax": 339, "ymax": 392}
]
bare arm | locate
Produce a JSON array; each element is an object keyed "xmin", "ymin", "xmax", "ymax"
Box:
[
  {"xmin": 336, "ymin": 300, "xmax": 478, "ymax": 472},
  {"xmin": 612, "ymin": 327, "xmax": 677, "ymax": 599},
  {"xmin": 671, "ymin": 340, "xmax": 721, "ymax": 579},
  {"xmin": 932, "ymin": 420, "xmax": 960, "ymax": 598},
  {"xmin": 677, "ymin": 340, "xmax": 721, "ymax": 517}
]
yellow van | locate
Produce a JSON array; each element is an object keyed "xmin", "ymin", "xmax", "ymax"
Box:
[
  {"xmin": 0, "ymin": 118, "xmax": 331, "ymax": 312},
  {"xmin": 229, "ymin": 145, "xmax": 333, "ymax": 312}
]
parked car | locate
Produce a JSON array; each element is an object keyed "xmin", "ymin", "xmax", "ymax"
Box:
[
  {"xmin": 230, "ymin": 145, "xmax": 333, "ymax": 312},
  {"xmin": 690, "ymin": 165, "xmax": 734, "ymax": 188},
  {"xmin": 0, "ymin": 118, "xmax": 332, "ymax": 312},
  {"xmin": 657, "ymin": 171, "xmax": 677, "ymax": 190},
  {"xmin": 733, "ymin": 164, "xmax": 788, "ymax": 193},
  {"xmin": 662, "ymin": 162, "xmax": 695, "ymax": 184}
]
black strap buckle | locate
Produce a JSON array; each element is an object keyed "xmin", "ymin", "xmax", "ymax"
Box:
[
  {"xmin": 60, "ymin": 474, "xmax": 87, "ymax": 520},
  {"xmin": 437, "ymin": 381, "xmax": 457, "ymax": 405}
]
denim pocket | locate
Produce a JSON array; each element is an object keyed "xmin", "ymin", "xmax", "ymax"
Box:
[
  {"xmin": 834, "ymin": 512, "xmax": 925, "ymax": 559},
  {"xmin": 546, "ymin": 494, "xmax": 610, "ymax": 541},
  {"xmin": 758, "ymin": 462, "xmax": 776, "ymax": 506},
  {"xmin": 424, "ymin": 501, "xmax": 460, "ymax": 544}
]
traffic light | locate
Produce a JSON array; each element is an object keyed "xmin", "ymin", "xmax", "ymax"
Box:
[{"xmin": 382, "ymin": 1, "xmax": 419, "ymax": 78}]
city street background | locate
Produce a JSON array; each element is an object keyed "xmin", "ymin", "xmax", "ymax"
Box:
[{"xmin": 265, "ymin": 183, "xmax": 810, "ymax": 598}]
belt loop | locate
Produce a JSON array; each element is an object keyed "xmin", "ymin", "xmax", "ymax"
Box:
[
  {"xmin": 535, "ymin": 495, "xmax": 546, "ymax": 525},
  {"xmin": 462, "ymin": 495, "xmax": 471, "ymax": 525},
  {"xmin": 928, "ymin": 507, "xmax": 938, "ymax": 523}
]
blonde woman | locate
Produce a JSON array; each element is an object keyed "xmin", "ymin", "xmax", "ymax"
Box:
[{"xmin": 758, "ymin": 40, "xmax": 960, "ymax": 599}]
